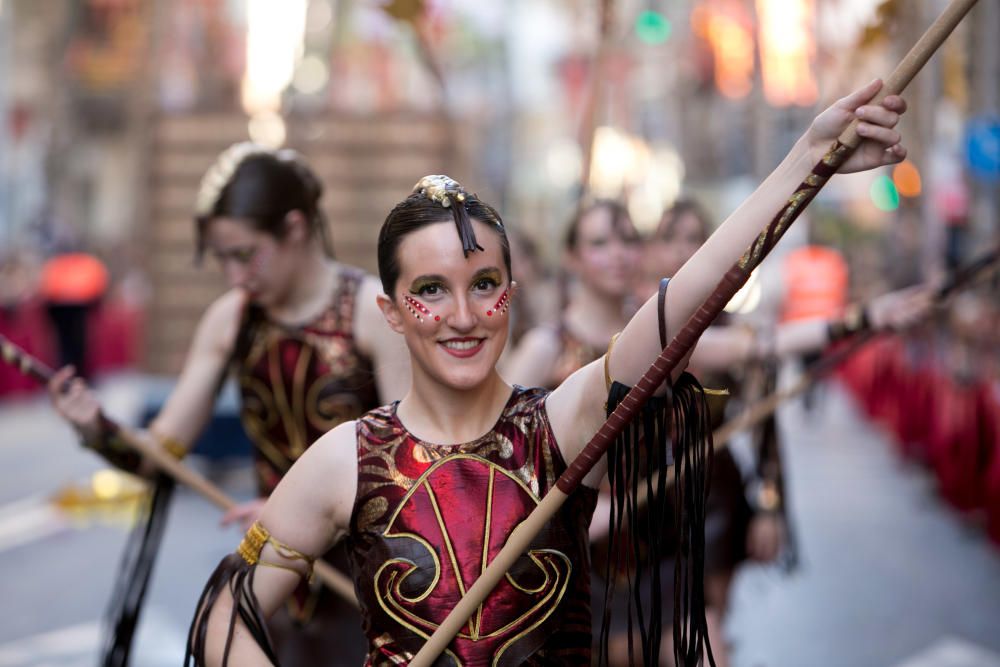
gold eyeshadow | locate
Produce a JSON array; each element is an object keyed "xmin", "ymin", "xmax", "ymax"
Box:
[
  {"xmin": 408, "ymin": 276, "xmax": 446, "ymax": 294},
  {"xmin": 471, "ymin": 268, "xmax": 502, "ymax": 285}
]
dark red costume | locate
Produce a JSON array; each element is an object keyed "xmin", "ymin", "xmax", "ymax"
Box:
[
  {"xmin": 237, "ymin": 266, "xmax": 379, "ymax": 661},
  {"xmin": 238, "ymin": 267, "xmax": 380, "ymax": 496},
  {"xmin": 348, "ymin": 385, "xmax": 598, "ymax": 666}
]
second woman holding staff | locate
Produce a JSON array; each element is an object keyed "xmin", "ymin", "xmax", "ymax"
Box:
[{"xmin": 49, "ymin": 143, "xmax": 410, "ymax": 663}]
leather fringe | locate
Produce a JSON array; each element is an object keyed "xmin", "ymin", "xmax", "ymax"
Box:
[{"xmin": 184, "ymin": 554, "xmax": 279, "ymax": 666}]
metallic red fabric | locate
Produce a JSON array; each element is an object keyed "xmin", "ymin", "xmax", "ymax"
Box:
[
  {"xmin": 238, "ymin": 267, "xmax": 380, "ymax": 495},
  {"xmin": 349, "ymin": 386, "xmax": 598, "ymax": 666}
]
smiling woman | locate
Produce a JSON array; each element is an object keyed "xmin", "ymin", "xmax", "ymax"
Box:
[{"xmin": 187, "ymin": 78, "xmax": 911, "ymax": 667}]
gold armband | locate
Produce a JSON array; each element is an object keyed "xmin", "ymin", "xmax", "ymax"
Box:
[
  {"xmin": 238, "ymin": 521, "xmax": 316, "ymax": 579},
  {"xmin": 604, "ymin": 332, "xmax": 622, "ymax": 392},
  {"xmin": 151, "ymin": 430, "xmax": 188, "ymax": 460}
]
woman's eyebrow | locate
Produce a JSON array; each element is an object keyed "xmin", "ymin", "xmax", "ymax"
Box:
[{"xmin": 470, "ymin": 267, "xmax": 502, "ymax": 280}]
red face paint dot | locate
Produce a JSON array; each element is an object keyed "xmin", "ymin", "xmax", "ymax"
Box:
[
  {"xmin": 486, "ymin": 311, "xmax": 493, "ymax": 316},
  {"xmin": 434, "ymin": 315, "xmax": 440, "ymax": 321}
]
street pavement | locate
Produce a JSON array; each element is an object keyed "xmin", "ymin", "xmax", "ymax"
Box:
[{"xmin": 0, "ymin": 373, "xmax": 998, "ymax": 666}]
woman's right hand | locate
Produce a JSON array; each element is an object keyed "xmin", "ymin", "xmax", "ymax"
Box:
[{"xmin": 48, "ymin": 366, "xmax": 103, "ymax": 442}]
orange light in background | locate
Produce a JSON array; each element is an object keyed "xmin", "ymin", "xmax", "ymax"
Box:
[
  {"xmin": 692, "ymin": 1, "xmax": 755, "ymax": 99},
  {"xmin": 756, "ymin": 0, "xmax": 817, "ymax": 107},
  {"xmin": 892, "ymin": 160, "xmax": 923, "ymax": 198}
]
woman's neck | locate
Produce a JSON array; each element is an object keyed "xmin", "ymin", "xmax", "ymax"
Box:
[
  {"xmin": 563, "ymin": 284, "xmax": 628, "ymax": 347},
  {"xmin": 397, "ymin": 370, "xmax": 512, "ymax": 445},
  {"xmin": 267, "ymin": 249, "xmax": 338, "ymax": 325}
]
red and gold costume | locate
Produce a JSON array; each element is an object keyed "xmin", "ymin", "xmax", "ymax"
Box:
[
  {"xmin": 236, "ymin": 266, "xmax": 379, "ymax": 659},
  {"xmin": 348, "ymin": 385, "xmax": 598, "ymax": 665},
  {"xmin": 238, "ymin": 266, "xmax": 380, "ymax": 495}
]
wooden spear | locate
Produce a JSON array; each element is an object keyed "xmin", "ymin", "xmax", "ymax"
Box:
[
  {"xmin": 410, "ymin": 1, "xmax": 980, "ymax": 663},
  {"xmin": 0, "ymin": 334, "xmax": 358, "ymax": 608}
]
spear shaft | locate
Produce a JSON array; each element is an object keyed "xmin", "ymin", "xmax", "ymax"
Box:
[
  {"xmin": 0, "ymin": 333, "xmax": 358, "ymax": 607},
  {"xmin": 411, "ymin": 1, "xmax": 979, "ymax": 663}
]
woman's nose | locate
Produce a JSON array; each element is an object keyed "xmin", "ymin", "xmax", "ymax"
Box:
[{"xmin": 446, "ymin": 295, "xmax": 477, "ymax": 331}]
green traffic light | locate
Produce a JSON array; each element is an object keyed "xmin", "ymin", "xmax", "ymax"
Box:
[
  {"xmin": 870, "ymin": 174, "xmax": 900, "ymax": 212},
  {"xmin": 636, "ymin": 10, "xmax": 672, "ymax": 44}
]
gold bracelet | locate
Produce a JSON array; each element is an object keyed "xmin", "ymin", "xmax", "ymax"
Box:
[{"xmin": 155, "ymin": 433, "xmax": 188, "ymax": 460}]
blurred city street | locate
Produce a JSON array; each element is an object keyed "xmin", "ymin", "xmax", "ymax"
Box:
[
  {"xmin": 1, "ymin": 373, "xmax": 998, "ymax": 667},
  {"xmin": 1, "ymin": 0, "xmax": 999, "ymax": 665}
]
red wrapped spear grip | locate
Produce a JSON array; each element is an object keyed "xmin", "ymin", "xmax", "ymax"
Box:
[
  {"xmin": 0, "ymin": 333, "xmax": 359, "ymax": 607},
  {"xmin": 411, "ymin": 1, "xmax": 979, "ymax": 663}
]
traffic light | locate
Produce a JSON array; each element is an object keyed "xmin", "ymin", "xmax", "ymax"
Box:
[{"xmin": 635, "ymin": 10, "xmax": 671, "ymax": 44}]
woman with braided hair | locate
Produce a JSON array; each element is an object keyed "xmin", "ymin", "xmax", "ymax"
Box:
[
  {"xmin": 188, "ymin": 80, "xmax": 909, "ymax": 666},
  {"xmin": 47, "ymin": 142, "xmax": 410, "ymax": 663}
]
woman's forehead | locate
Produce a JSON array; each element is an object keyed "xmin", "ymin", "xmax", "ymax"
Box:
[
  {"xmin": 396, "ymin": 220, "xmax": 506, "ymax": 280},
  {"xmin": 579, "ymin": 206, "xmax": 636, "ymax": 240},
  {"xmin": 206, "ymin": 217, "xmax": 260, "ymax": 243}
]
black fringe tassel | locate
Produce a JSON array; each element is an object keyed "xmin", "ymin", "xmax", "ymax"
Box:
[
  {"xmin": 451, "ymin": 198, "xmax": 484, "ymax": 256},
  {"xmin": 671, "ymin": 373, "xmax": 715, "ymax": 667},
  {"xmin": 599, "ymin": 372, "xmax": 715, "ymax": 667},
  {"xmin": 184, "ymin": 555, "xmax": 279, "ymax": 666},
  {"xmin": 100, "ymin": 474, "xmax": 174, "ymax": 667}
]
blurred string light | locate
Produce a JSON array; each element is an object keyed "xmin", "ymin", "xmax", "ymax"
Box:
[
  {"xmin": 691, "ymin": 1, "xmax": 754, "ymax": 99},
  {"xmin": 589, "ymin": 126, "xmax": 639, "ymax": 198},
  {"xmin": 248, "ymin": 110, "xmax": 288, "ymax": 147},
  {"xmin": 306, "ymin": 0, "xmax": 334, "ymax": 33},
  {"xmin": 587, "ymin": 126, "xmax": 684, "ymax": 232},
  {"xmin": 546, "ymin": 140, "xmax": 583, "ymax": 189},
  {"xmin": 242, "ymin": 0, "xmax": 307, "ymax": 146},
  {"xmin": 92, "ymin": 469, "xmax": 125, "ymax": 501},
  {"xmin": 870, "ymin": 173, "xmax": 900, "ymax": 211},
  {"xmin": 628, "ymin": 148, "xmax": 685, "ymax": 232},
  {"xmin": 892, "ymin": 160, "xmax": 922, "ymax": 198},
  {"xmin": 293, "ymin": 54, "xmax": 330, "ymax": 95},
  {"xmin": 635, "ymin": 10, "xmax": 672, "ymax": 44},
  {"xmin": 756, "ymin": 0, "xmax": 817, "ymax": 106}
]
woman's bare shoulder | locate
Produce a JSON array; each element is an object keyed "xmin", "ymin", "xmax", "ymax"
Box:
[{"xmin": 193, "ymin": 288, "xmax": 248, "ymax": 354}]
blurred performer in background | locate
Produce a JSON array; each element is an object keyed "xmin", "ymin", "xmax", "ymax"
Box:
[
  {"xmin": 39, "ymin": 251, "xmax": 110, "ymax": 379},
  {"xmin": 501, "ymin": 200, "xmax": 641, "ymax": 388},
  {"xmin": 593, "ymin": 199, "xmax": 932, "ymax": 666},
  {"xmin": 47, "ymin": 143, "xmax": 410, "ymax": 663}
]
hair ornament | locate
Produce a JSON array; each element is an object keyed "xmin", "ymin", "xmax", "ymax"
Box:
[
  {"xmin": 413, "ymin": 174, "xmax": 483, "ymax": 256},
  {"xmin": 195, "ymin": 142, "xmax": 271, "ymax": 218}
]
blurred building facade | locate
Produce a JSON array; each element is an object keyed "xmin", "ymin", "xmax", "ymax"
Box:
[{"xmin": 0, "ymin": 0, "xmax": 996, "ymax": 374}]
